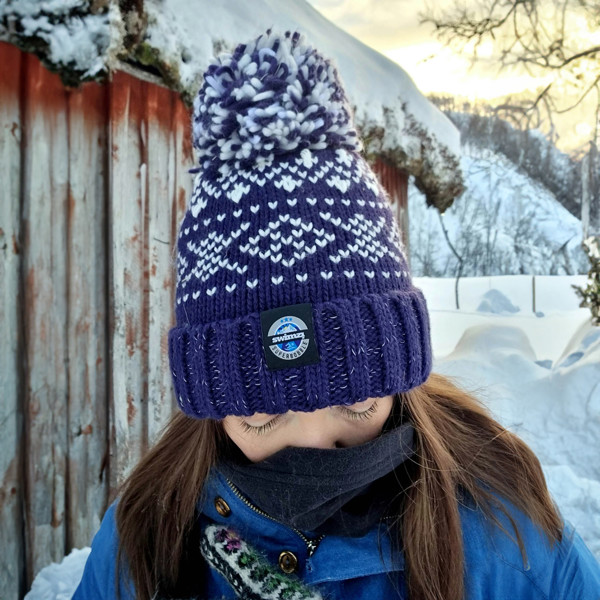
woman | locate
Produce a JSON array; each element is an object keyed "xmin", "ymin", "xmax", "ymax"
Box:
[{"xmin": 73, "ymin": 30, "xmax": 600, "ymax": 600}]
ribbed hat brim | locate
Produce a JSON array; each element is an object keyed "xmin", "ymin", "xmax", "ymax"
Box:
[{"xmin": 169, "ymin": 286, "xmax": 432, "ymax": 419}]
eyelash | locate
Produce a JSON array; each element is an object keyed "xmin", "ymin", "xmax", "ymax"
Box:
[
  {"xmin": 240, "ymin": 416, "xmax": 282, "ymax": 436},
  {"xmin": 240, "ymin": 401, "xmax": 379, "ymax": 435},
  {"xmin": 337, "ymin": 400, "xmax": 379, "ymax": 421}
]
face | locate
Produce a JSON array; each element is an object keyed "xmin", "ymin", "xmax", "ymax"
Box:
[{"xmin": 223, "ymin": 395, "xmax": 395, "ymax": 462}]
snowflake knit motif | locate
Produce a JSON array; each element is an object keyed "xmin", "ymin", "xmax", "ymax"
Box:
[{"xmin": 199, "ymin": 525, "xmax": 323, "ymax": 600}]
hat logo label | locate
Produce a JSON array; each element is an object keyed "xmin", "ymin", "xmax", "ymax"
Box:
[
  {"xmin": 260, "ymin": 302, "xmax": 320, "ymax": 371},
  {"xmin": 267, "ymin": 316, "xmax": 310, "ymax": 361}
]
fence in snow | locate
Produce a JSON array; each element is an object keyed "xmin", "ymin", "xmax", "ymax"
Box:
[{"xmin": 414, "ymin": 274, "xmax": 588, "ymax": 314}]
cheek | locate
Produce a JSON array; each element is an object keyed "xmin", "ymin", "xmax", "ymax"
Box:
[
  {"xmin": 223, "ymin": 420, "xmax": 286, "ymax": 462},
  {"xmin": 338, "ymin": 418, "xmax": 384, "ymax": 447},
  {"xmin": 338, "ymin": 397, "xmax": 394, "ymax": 446}
]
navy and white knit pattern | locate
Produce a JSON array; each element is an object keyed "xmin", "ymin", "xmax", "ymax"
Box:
[
  {"xmin": 168, "ymin": 30, "xmax": 432, "ymax": 419},
  {"xmin": 192, "ymin": 29, "xmax": 361, "ymax": 178},
  {"xmin": 176, "ymin": 147, "xmax": 410, "ymax": 320}
]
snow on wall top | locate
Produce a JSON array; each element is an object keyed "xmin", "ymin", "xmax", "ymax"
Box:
[
  {"xmin": 0, "ymin": 0, "xmax": 122, "ymax": 86},
  {"xmin": 0, "ymin": 0, "xmax": 463, "ymax": 209}
]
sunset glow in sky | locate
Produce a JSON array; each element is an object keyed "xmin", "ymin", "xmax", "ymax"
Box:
[
  {"xmin": 306, "ymin": 0, "xmax": 546, "ymax": 97},
  {"xmin": 307, "ymin": 0, "xmax": 595, "ymax": 151}
]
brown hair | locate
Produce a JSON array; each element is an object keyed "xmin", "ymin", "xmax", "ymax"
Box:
[{"xmin": 115, "ymin": 372, "xmax": 562, "ymax": 599}]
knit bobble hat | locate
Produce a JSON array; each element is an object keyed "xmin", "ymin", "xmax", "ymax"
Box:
[{"xmin": 168, "ymin": 30, "xmax": 433, "ymax": 419}]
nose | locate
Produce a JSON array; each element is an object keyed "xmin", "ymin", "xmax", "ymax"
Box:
[{"xmin": 289, "ymin": 409, "xmax": 339, "ymax": 449}]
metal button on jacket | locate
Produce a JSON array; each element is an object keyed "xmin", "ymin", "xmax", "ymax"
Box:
[
  {"xmin": 214, "ymin": 496, "xmax": 231, "ymax": 517},
  {"xmin": 278, "ymin": 550, "xmax": 298, "ymax": 574}
]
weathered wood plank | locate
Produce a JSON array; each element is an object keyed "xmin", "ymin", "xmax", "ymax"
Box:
[
  {"xmin": 372, "ymin": 158, "xmax": 409, "ymax": 260},
  {"xmin": 21, "ymin": 52, "xmax": 69, "ymax": 582},
  {"xmin": 170, "ymin": 94, "xmax": 194, "ymax": 410},
  {"xmin": 108, "ymin": 72, "xmax": 148, "ymax": 492},
  {"xmin": 172, "ymin": 97, "xmax": 194, "ymax": 243},
  {"xmin": 146, "ymin": 84, "xmax": 178, "ymax": 444},
  {"xmin": 0, "ymin": 41, "xmax": 25, "ymax": 599},
  {"xmin": 66, "ymin": 81, "xmax": 109, "ymax": 549},
  {"xmin": 2, "ymin": 48, "xmax": 204, "ymax": 593}
]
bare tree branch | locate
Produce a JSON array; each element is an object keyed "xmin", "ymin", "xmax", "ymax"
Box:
[
  {"xmin": 421, "ymin": 0, "xmax": 600, "ymax": 144},
  {"xmin": 554, "ymin": 75, "xmax": 600, "ymax": 113}
]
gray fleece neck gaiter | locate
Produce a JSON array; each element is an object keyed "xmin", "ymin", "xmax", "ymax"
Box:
[{"xmin": 217, "ymin": 421, "xmax": 415, "ymax": 537}]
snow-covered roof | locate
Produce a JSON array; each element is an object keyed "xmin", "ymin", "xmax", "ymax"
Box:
[{"xmin": 0, "ymin": 0, "xmax": 464, "ymax": 209}]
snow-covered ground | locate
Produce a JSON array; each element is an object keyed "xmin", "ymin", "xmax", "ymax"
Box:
[
  {"xmin": 420, "ymin": 274, "xmax": 600, "ymax": 560},
  {"xmin": 25, "ymin": 275, "xmax": 599, "ymax": 598},
  {"xmin": 25, "ymin": 548, "xmax": 90, "ymax": 600}
]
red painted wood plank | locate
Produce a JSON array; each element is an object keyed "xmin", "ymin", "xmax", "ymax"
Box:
[
  {"xmin": 0, "ymin": 40, "xmax": 26, "ymax": 599},
  {"xmin": 146, "ymin": 83, "xmax": 178, "ymax": 444},
  {"xmin": 372, "ymin": 157, "xmax": 410, "ymax": 264},
  {"xmin": 108, "ymin": 71, "xmax": 149, "ymax": 491},
  {"xmin": 66, "ymin": 80, "xmax": 109, "ymax": 550},
  {"xmin": 108, "ymin": 72, "xmax": 194, "ymax": 483},
  {"xmin": 145, "ymin": 82, "xmax": 194, "ymax": 444},
  {"xmin": 20, "ymin": 50, "xmax": 69, "ymax": 583},
  {"xmin": 1, "ymin": 45, "xmax": 196, "ymax": 594}
]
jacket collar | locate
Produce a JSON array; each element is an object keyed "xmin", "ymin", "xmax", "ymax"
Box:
[{"xmin": 198, "ymin": 469, "xmax": 404, "ymax": 586}]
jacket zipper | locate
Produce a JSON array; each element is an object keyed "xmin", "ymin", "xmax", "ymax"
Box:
[{"xmin": 224, "ymin": 477, "xmax": 324, "ymax": 557}]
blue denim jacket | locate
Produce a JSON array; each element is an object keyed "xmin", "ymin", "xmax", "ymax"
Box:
[{"xmin": 73, "ymin": 469, "xmax": 600, "ymax": 599}]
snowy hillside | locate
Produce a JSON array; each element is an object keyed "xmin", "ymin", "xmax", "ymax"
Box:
[
  {"xmin": 144, "ymin": 0, "xmax": 463, "ymax": 207},
  {"xmin": 444, "ymin": 110, "xmax": 582, "ymax": 218},
  {"xmin": 409, "ymin": 146, "xmax": 588, "ymax": 277}
]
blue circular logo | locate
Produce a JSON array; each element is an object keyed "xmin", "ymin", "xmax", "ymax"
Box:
[
  {"xmin": 267, "ymin": 315, "xmax": 310, "ymax": 361},
  {"xmin": 274, "ymin": 322, "xmax": 302, "ymax": 352}
]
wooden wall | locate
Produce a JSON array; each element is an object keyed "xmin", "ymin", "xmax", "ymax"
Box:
[
  {"xmin": 0, "ymin": 43, "xmax": 192, "ymax": 597},
  {"xmin": 0, "ymin": 43, "xmax": 410, "ymax": 597},
  {"xmin": 372, "ymin": 158, "xmax": 410, "ymax": 263}
]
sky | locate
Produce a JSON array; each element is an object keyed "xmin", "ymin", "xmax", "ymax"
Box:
[{"xmin": 306, "ymin": 0, "xmax": 595, "ymax": 152}]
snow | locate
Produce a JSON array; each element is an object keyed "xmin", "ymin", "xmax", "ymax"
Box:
[
  {"xmin": 433, "ymin": 315, "xmax": 600, "ymax": 558},
  {"xmin": 142, "ymin": 0, "xmax": 463, "ymax": 205},
  {"xmin": 476, "ymin": 289, "xmax": 520, "ymax": 314},
  {"xmin": 409, "ymin": 146, "xmax": 588, "ymax": 277},
  {"xmin": 144, "ymin": 0, "xmax": 460, "ymax": 146},
  {"xmin": 26, "ymin": 275, "xmax": 600, "ymax": 597},
  {"xmin": 0, "ymin": 1, "xmax": 122, "ymax": 80},
  {"xmin": 421, "ymin": 275, "xmax": 600, "ymax": 558},
  {"xmin": 24, "ymin": 548, "xmax": 90, "ymax": 600},
  {"xmin": 446, "ymin": 112, "xmax": 580, "ymax": 216},
  {"xmin": 1, "ymin": 0, "xmax": 463, "ymax": 207}
]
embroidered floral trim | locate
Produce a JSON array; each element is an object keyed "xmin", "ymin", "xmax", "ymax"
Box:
[{"xmin": 200, "ymin": 525, "xmax": 323, "ymax": 600}]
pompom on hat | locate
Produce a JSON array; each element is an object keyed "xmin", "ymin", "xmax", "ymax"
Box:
[{"xmin": 168, "ymin": 30, "xmax": 433, "ymax": 419}]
